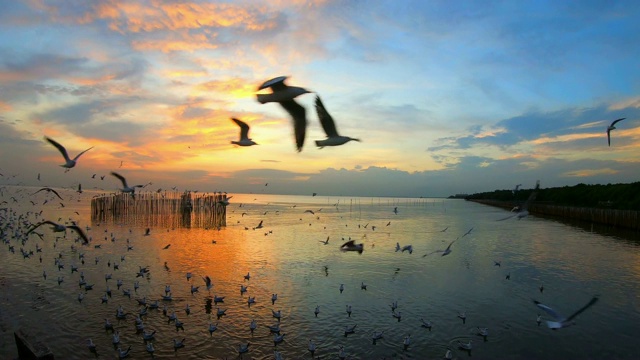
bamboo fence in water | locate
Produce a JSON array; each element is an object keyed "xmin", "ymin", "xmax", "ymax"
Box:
[
  {"xmin": 470, "ymin": 199, "xmax": 640, "ymax": 231},
  {"xmin": 91, "ymin": 191, "xmax": 228, "ymax": 229}
]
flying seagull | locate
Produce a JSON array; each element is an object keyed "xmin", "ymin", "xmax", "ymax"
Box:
[
  {"xmin": 31, "ymin": 187, "xmax": 64, "ymax": 200},
  {"xmin": 257, "ymin": 76, "xmax": 311, "ymax": 152},
  {"xmin": 497, "ymin": 180, "xmax": 539, "ymax": 221},
  {"xmin": 423, "ymin": 238, "xmax": 456, "ymax": 257},
  {"xmin": 230, "ymin": 118, "xmax": 258, "ymax": 147},
  {"xmin": 533, "ymin": 296, "xmax": 599, "ymax": 329},
  {"xmin": 26, "ymin": 221, "xmax": 90, "ymax": 244},
  {"xmin": 110, "ymin": 172, "xmax": 144, "ymax": 195},
  {"xmin": 314, "ymin": 96, "xmax": 361, "ymax": 148},
  {"xmin": 606, "ymin": 118, "xmax": 625, "ymax": 146},
  {"xmin": 44, "ymin": 136, "xmax": 94, "ymax": 171}
]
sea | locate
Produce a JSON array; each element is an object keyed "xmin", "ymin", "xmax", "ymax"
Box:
[{"xmin": 1, "ymin": 186, "xmax": 639, "ymax": 359}]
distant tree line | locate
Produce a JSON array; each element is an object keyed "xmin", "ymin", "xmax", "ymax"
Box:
[{"xmin": 465, "ymin": 182, "xmax": 640, "ymax": 210}]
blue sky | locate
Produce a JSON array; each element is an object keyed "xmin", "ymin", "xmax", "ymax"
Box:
[{"xmin": 0, "ymin": 0, "xmax": 639, "ymax": 197}]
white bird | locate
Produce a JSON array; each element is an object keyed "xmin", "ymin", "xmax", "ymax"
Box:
[
  {"xmin": 339, "ymin": 284, "xmax": 344, "ymax": 293},
  {"xmin": 256, "ymin": 76, "xmax": 311, "ymax": 152},
  {"xmin": 309, "ymin": 339, "xmax": 317, "ymax": 354},
  {"xmin": 393, "ymin": 311, "xmax": 402, "ymax": 321},
  {"xmin": 44, "ymin": 136, "xmax": 93, "ymax": 171},
  {"xmin": 271, "ymin": 293, "xmax": 278, "ymax": 305},
  {"xmin": 445, "ymin": 348, "xmax": 453, "ymax": 359},
  {"xmin": 173, "ymin": 338, "xmax": 186, "ymax": 349},
  {"xmin": 244, "ymin": 272, "xmax": 251, "ymax": 281},
  {"xmin": 346, "ymin": 304, "xmax": 352, "ymax": 317},
  {"xmin": 231, "ymin": 118, "xmax": 258, "ymax": 147},
  {"xmin": 250, "ymin": 319, "xmax": 257, "ymax": 332},
  {"xmin": 314, "ymin": 305, "xmax": 320, "ymax": 317},
  {"xmin": 338, "ymin": 345, "xmax": 347, "ymax": 359},
  {"xmin": 458, "ymin": 340, "xmax": 473, "ymax": 351},
  {"xmin": 238, "ymin": 342, "xmax": 250, "ymax": 354},
  {"xmin": 208, "ymin": 322, "xmax": 218, "ymax": 335},
  {"xmin": 372, "ymin": 331, "xmax": 384, "ymax": 341},
  {"xmin": 145, "ymin": 342, "xmax": 154, "ymax": 354},
  {"xmin": 403, "ymin": 334, "xmax": 411, "ymax": 349},
  {"xmin": 274, "ymin": 350, "xmax": 284, "ymax": 360},
  {"xmin": 537, "ymin": 314, "xmax": 542, "ymax": 326},
  {"xmin": 247, "ymin": 296, "xmax": 255, "ymax": 305},
  {"xmin": 607, "ymin": 117, "xmax": 626, "ymax": 146},
  {"xmin": 314, "ymin": 95, "xmax": 361, "ymax": 148},
  {"xmin": 26, "ymin": 221, "xmax": 90, "ymax": 244},
  {"xmin": 477, "ymin": 327, "xmax": 489, "ymax": 338},
  {"xmin": 533, "ymin": 296, "xmax": 599, "ymax": 329},
  {"xmin": 117, "ymin": 346, "xmax": 132, "ymax": 359},
  {"xmin": 273, "ymin": 332, "xmax": 286, "ymax": 344},
  {"xmin": 340, "ymin": 239, "xmax": 364, "ymax": 253},
  {"xmin": 142, "ymin": 330, "xmax": 156, "ymax": 341},
  {"xmin": 344, "ymin": 324, "xmax": 357, "ymax": 334},
  {"xmin": 320, "ymin": 236, "xmax": 329, "ymax": 245},
  {"xmin": 458, "ymin": 311, "xmax": 467, "ymax": 324},
  {"xmin": 110, "ymin": 172, "xmax": 144, "ymax": 195},
  {"xmin": 272, "ymin": 309, "xmax": 281, "ymax": 319},
  {"xmin": 87, "ymin": 338, "xmax": 97, "ymax": 352},
  {"xmin": 214, "ymin": 295, "xmax": 225, "ymax": 303},
  {"xmin": 423, "ymin": 238, "xmax": 456, "ymax": 257},
  {"xmin": 202, "ymin": 275, "xmax": 213, "ymax": 291},
  {"xmin": 420, "ymin": 318, "xmax": 433, "ymax": 330},
  {"xmin": 186, "ymin": 272, "xmax": 192, "ymax": 281},
  {"xmin": 498, "ymin": 180, "xmax": 539, "ymax": 221},
  {"xmin": 216, "ymin": 308, "xmax": 227, "ymax": 317},
  {"xmin": 104, "ymin": 319, "xmax": 113, "ymax": 331},
  {"xmin": 112, "ymin": 331, "xmax": 120, "ymax": 344},
  {"xmin": 267, "ymin": 324, "xmax": 281, "ymax": 333}
]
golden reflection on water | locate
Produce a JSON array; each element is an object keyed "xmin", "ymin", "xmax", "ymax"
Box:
[{"xmin": 2, "ymin": 189, "xmax": 640, "ymax": 359}]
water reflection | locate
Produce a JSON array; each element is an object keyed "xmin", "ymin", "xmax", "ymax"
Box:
[{"xmin": 1, "ymin": 192, "xmax": 640, "ymax": 359}]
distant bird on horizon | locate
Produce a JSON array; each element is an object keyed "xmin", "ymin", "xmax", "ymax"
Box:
[
  {"xmin": 257, "ymin": 76, "xmax": 311, "ymax": 152},
  {"xmin": 607, "ymin": 118, "xmax": 625, "ymax": 146},
  {"xmin": 44, "ymin": 136, "xmax": 94, "ymax": 171},
  {"xmin": 230, "ymin": 118, "xmax": 258, "ymax": 147},
  {"xmin": 314, "ymin": 95, "xmax": 361, "ymax": 148}
]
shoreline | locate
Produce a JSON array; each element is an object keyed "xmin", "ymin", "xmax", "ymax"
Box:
[{"xmin": 468, "ymin": 199, "xmax": 640, "ymax": 231}]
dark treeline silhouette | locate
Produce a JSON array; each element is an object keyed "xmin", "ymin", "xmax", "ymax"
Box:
[{"xmin": 465, "ymin": 182, "xmax": 640, "ymax": 211}]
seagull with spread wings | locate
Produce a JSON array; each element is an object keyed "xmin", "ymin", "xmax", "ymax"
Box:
[
  {"xmin": 423, "ymin": 238, "xmax": 456, "ymax": 257},
  {"xmin": 31, "ymin": 187, "xmax": 64, "ymax": 200},
  {"xmin": 26, "ymin": 221, "xmax": 90, "ymax": 244},
  {"xmin": 256, "ymin": 76, "xmax": 311, "ymax": 152},
  {"xmin": 110, "ymin": 172, "xmax": 144, "ymax": 196},
  {"xmin": 533, "ymin": 296, "xmax": 599, "ymax": 329},
  {"xmin": 314, "ymin": 96, "xmax": 360, "ymax": 148},
  {"xmin": 44, "ymin": 136, "xmax": 93, "ymax": 171},
  {"xmin": 231, "ymin": 118, "xmax": 258, "ymax": 147},
  {"xmin": 606, "ymin": 118, "xmax": 626, "ymax": 147}
]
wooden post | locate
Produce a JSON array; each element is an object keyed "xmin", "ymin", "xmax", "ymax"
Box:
[{"xmin": 14, "ymin": 329, "xmax": 54, "ymax": 360}]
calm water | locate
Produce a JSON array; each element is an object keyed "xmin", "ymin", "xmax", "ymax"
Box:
[{"xmin": 1, "ymin": 188, "xmax": 640, "ymax": 359}]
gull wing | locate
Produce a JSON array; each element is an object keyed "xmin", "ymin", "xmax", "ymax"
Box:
[
  {"xmin": 45, "ymin": 137, "xmax": 71, "ymax": 162},
  {"xmin": 315, "ymin": 96, "xmax": 339, "ymax": 137},
  {"xmin": 68, "ymin": 225, "xmax": 90, "ymax": 245},
  {"xmin": 533, "ymin": 300, "xmax": 565, "ymax": 321},
  {"xmin": 258, "ymin": 76, "xmax": 287, "ymax": 91},
  {"xmin": 610, "ymin": 117, "xmax": 626, "ymax": 127},
  {"xmin": 32, "ymin": 187, "xmax": 64, "ymax": 200},
  {"xmin": 607, "ymin": 129, "xmax": 611, "ymax": 146},
  {"xmin": 565, "ymin": 296, "xmax": 599, "ymax": 322},
  {"xmin": 26, "ymin": 221, "xmax": 55, "ymax": 235},
  {"xmin": 110, "ymin": 172, "xmax": 129, "ymax": 188},
  {"xmin": 422, "ymin": 249, "xmax": 444, "ymax": 257},
  {"xmin": 496, "ymin": 213, "xmax": 517, "ymax": 221},
  {"xmin": 340, "ymin": 240, "xmax": 356, "ymax": 248},
  {"xmin": 279, "ymin": 99, "xmax": 307, "ymax": 152},
  {"xmin": 232, "ymin": 118, "xmax": 251, "ymax": 140},
  {"xmin": 72, "ymin": 146, "xmax": 94, "ymax": 161},
  {"xmin": 445, "ymin": 239, "xmax": 456, "ymax": 251}
]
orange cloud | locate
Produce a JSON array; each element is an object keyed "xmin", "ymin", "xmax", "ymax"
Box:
[
  {"xmin": 0, "ymin": 101, "xmax": 11, "ymax": 111},
  {"xmin": 562, "ymin": 168, "xmax": 619, "ymax": 177}
]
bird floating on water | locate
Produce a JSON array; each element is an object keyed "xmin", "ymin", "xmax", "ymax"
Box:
[
  {"xmin": 314, "ymin": 95, "xmax": 361, "ymax": 148},
  {"xmin": 44, "ymin": 136, "xmax": 93, "ymax": 171}
]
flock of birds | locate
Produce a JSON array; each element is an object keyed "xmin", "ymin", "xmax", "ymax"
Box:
[
  {"xmin": 1, "ymin": 184, "xmax": 602, "ymax": 360},
  {"xmin": 233, "ymin": 76, "xmax": 361, "ymax": 152},
  {"xmin": 0, "ymin": 75, "xmax": 624, "ymax": 359}
]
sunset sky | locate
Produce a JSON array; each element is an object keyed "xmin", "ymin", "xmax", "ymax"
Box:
[{"xmin": 1, "ymin": 0, "xmax": 639, "ymax": 197}]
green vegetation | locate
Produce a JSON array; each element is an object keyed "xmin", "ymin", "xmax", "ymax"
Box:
[{"xmin": 465, "ymin": 182, "xmax": 640, "ymax": 210}]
